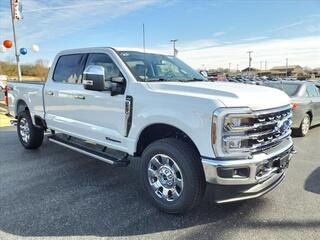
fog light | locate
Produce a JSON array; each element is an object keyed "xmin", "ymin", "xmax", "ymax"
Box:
[{"xmin": 217, "ymin": 167, "xmax": 250, "ymax": 179}]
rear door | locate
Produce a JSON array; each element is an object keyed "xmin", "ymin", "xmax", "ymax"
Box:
[{"xmin": 44, "ymin": 53, "xmax": 89, "ymax": 135}]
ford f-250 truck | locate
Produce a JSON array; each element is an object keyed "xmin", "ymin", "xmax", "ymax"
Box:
[{"xmin": 7, "ymin": 47, "xmax": 295, "ymax": 214}]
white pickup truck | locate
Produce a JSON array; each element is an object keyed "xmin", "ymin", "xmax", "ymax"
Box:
[{"xmin": 7, "ymin": 47, "xmax": 295, "ymax": 214}]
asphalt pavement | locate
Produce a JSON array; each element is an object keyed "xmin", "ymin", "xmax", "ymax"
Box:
[{"xmin": 0, "ymin": 126, "xmax": 319, "ymax": 240}]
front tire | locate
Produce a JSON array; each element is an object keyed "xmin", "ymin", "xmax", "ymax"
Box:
[
  {"xmin": 17, "ymin": 111, "xmax": 44, "ymax": 149},
  {"xmin": 140, "ymin": 138, "xmax": 205, "ymax": 214}
]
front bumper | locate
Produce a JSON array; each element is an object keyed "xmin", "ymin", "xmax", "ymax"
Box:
[{"xmin": 202, "ymin": 138, "xmax": 294, "ymax": 203}]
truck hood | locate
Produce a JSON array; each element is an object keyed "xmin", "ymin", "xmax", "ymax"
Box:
[{"xmin": 147, "ymin": 81, "xmax": 290, "ymax": 111}]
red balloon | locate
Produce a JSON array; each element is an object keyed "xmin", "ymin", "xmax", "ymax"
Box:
[{"xmin": 3, "ymin": 40, "xmax": 13, "ymax": 48}]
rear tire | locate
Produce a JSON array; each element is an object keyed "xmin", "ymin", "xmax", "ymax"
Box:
[
  {"xmin": 295, "ymin": 114, "xmax": 310, "ymax": 137},
  {"xmin": 139, "ymin": 138, "xmax": 206, "ymax": 214},
  {"xmin": 17, "ymin": 111, "xmax": 44, "ymax": 149}
]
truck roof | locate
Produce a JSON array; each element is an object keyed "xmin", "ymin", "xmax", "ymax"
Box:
[{"xmin": 57, "ymin": 47, "xmax": 168, "ymax": 56}]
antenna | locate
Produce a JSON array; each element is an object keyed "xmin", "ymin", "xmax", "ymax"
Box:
[
  {"xmin": 142, "ymin": 23, "xmax": 146, "ymax": 81},
  {"xmin": 143, "ymin": 23, "xmax": 146, "ymax": 53}
]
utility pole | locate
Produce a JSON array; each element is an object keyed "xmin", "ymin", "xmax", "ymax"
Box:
[
  {"xmin": 228, "ymin": 62, "xmax": 231, "ymax": 73},
  {"xmin": 170, "ymin": 39, "xmax": 178, "ymax": 57},
  {"xmin": 247, "ymin": 51, "xmax": 253, "ymax": 76},
  {"xmin": 286, "ymin": 58, "xmax": 288, "ymax": 78},
  {"xmin": 11, "ymin": 0, "xmax": 22, "ymax": 81}
]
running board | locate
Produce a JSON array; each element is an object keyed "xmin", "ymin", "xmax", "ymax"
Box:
[{"xmin": 48, "ymin": 134, "xmax": 129, "ymax": 167}]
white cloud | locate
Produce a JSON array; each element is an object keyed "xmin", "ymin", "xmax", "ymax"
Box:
[
  {"xmin": 240, "ymin": 36, "xmax": 268, "ymax": 42},
  {"xmin": 213, "ymin": 31, "xmax": 225, "ymax": 37},
  {"xmin": 307, "ymin": 24, "xmax": 320, "ymax": 33},
  {"xmin": 269, "ymin": 21, "xmax": 304, "ymax": 32},
  {"xmin": 163, "ymin": 36, "xmax": 320, "ymax": 70},
  {"xmin": 0, "ymin": 0, "xmax": 157, "ymax": 48}
]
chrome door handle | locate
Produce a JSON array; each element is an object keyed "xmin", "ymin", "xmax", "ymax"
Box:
[
  {"xmin": 46, "ymin": 91, "xmax": 54, "ymax": 96},
  {"xmin": 74, "ymin": 95, "xmax": 85, "ymax": 100}
]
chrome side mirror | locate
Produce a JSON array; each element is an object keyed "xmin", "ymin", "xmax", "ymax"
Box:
[{"xmin": 83, "ymin": 65, "xmax": 106, "ymax": 91}]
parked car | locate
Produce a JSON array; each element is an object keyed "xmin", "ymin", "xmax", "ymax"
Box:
[
  {"xmin": 264, "ymin": 81, "xmax": 320, "ymax": 136},
  {"xmin": 7, "ymin": 47, "xmax": 294, "ymax": 213}
]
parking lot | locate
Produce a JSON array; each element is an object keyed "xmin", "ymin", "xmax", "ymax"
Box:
[{"xmin": 0, "ymin": 125, "xmax": 319, "ymax": 240}]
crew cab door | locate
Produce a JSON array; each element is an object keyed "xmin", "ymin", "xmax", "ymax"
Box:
[{"xmin": 44, "ymin": 52, "xmax": 128, "ymax": 151}]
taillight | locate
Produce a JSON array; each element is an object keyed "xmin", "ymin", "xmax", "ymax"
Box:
[{"xmin": 291, "ymin": 102, "xmax": 298, "ymax": 109}]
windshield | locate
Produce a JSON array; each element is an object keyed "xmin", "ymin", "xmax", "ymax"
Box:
[
  {"xmin": 265, "ymin": 82, "xmax": 300, "ymax": 97},
  {"xmin": 118, "ymin": 51, "xmax": 206, "ymax": 82}
]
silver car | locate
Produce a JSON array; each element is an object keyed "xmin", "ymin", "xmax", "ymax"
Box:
[{"xmin": 265, "ymin": 81, "xmax": 320, "ymax": 137}]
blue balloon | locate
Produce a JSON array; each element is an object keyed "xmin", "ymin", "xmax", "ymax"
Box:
[{"xmin": 20, "ymin": 48, "xmax": 27, "ymax": 55}]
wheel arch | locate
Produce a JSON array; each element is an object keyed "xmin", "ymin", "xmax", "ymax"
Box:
[
  {"xmin": 15, "ymin": 99, "xmax": 29, "ymax": 117},
  {"xmin": 306, "ymin": 110, "xmax": 313, "ymax": 124},
  {"xmin": 135, "ymin": 123, "xmax": 200, "ymax": 157}
]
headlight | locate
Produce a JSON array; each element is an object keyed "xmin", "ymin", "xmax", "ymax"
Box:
[{"xmin": 212, "ymin": 108, "xmax": 253, "ymax": 158}]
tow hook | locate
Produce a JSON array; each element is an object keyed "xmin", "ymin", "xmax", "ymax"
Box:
[{"xmin": 291, "ymin": 147, "xmax": 297, "ymax": 154}]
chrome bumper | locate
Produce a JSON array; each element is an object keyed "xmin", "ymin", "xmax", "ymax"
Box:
[{"xmin": 201, "ymin": 138, "xmax": 295, "ymax": 202}]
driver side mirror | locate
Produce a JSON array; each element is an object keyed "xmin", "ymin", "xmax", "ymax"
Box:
[{"xmin": 83, "ymin": 65, "xmax": 106, "ymax": 91}]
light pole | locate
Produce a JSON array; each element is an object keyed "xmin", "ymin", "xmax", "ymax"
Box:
[
  {"xmin": 228, "ymin": 62, "xmax": 231, "ymax": 73},
  {"xmin": 247, "ymin": 51, "xmax": 253, "ymax": 76},
  {"xmin": 170, "ymin": 39, "xmax": 178, "ymax": 57},
  {"xmin": 11, "ymin": 0, "xmax": 22, "ymax": 81}
]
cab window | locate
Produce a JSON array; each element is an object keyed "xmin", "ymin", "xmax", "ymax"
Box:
[
  {"xmin": 85, "ymin": 53, "xmax": 123, "ymax": 88},
  {"xmin": 53, "ymin": 54, "xmax": 86, "ymax": 84}
]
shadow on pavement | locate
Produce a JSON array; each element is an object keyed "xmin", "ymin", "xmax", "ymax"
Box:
[
  {"xmin": 0, "ymin": 131, "xmax": 263, "ymax": 239},
  {"xmin": 304, "ymin": 167, "xmax": 320, "ymax": 194},
  {"xmin": 0, "ymin": 129, "xmax": 317, "ymax": 239}
]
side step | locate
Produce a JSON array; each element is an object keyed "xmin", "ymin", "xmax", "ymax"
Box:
[{"xmin": 48, "ymin": 134, "xmax": 129, "ymax": 167}]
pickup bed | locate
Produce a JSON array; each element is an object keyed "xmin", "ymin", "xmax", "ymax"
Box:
[{"xmin": 7, "ymin": 47, "xmax": 295, "ymax": 213}]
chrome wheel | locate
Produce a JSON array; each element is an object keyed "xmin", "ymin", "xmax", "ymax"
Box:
[
  {"xmin": 301, "ymin": 116, "xmax": 310, "ymax": 135},
  {"xmin": 147, "ymin": 154, "xmax": 183, "ymax": 202},
  {"xmin": 19, "ymin": 118, "xmax": 30, "ymax": 143}
]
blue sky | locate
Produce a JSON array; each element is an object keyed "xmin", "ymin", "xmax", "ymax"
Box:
[{"xmin": 1, "ymin": 0, "xmax": 320, "ymax": 69}]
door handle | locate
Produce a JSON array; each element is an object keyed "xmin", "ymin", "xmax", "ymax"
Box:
[
  {"xmin": 74, "ymin": 95, "xmax": 85, "ymax": 100},
  {"xmin": 46, "ymin": 91, "xmax": 54, "ymax": 96}
]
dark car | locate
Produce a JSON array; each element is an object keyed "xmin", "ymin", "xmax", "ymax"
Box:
[{"xmin": 264, "ymin": 81, "xmax": 320, "ymax": 137}]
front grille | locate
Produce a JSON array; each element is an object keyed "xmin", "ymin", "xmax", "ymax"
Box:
[{"xmin": 248, "ymin": 107, "xmax": 292, "ymax": 152}]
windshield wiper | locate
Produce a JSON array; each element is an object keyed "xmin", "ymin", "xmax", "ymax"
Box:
[
  {"xmin": 178, "ymin": 78, "xmax": 205, "ymax": 82},
  {"xmin": 148, "ymin": 78, "xmax": 204, "ymax": 82},
  {"xmin": 148, "ymin": 78, "xmax": 180, "ymax": 82}
]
